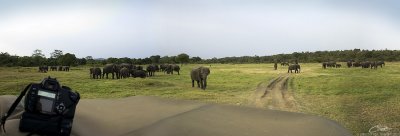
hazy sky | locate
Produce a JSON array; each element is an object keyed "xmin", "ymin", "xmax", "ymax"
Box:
[{"xmin": 0, "ymin": 0, "xmax": 399, "ymax": 58}]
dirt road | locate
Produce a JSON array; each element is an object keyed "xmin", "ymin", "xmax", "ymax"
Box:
[{"xmin": 249, "ymin": 74, "xmax": 298, "ymax": 112}]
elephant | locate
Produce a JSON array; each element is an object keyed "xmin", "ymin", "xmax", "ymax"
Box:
[
  {"xmin": 131, "ymin": 70, "xmax": 147, "ymax": 78},
  {"xmin": 173, "ymin": 65, "xmax": 180, "ymax": 75},
  {"xmin": 136, "ymin": 66, "xmax": 144, "ymax": 71},
  {"xmin": 191, "ymin": 67, "xmax": 210, "ymax": 90},
  {"xmin": 376, "ymin": 61, "xmax": 385, "ymax": 68},
  {"xmin": 288, "ymin": 64, "xmax": 301, "ymax": 73},
  {"xmin": 165, "ymin": 65, "xmax": 173, "ymax": 74},
  {"xmin": 347, "ymin": 61, "xmax": 352, "ymax": 68},
  {"xmin": 154, "ymin": 65, "xmax": 160, "ymax": 72},
  {"xmin": 165, "ymin": 64, "xmax": 180, "ymax": 75},
  {"xmin": 327, "ymin": 61, "xmax": 336, "ymax": 68},
  {"xmin": 90, "ymin": 67, "xmax": 102, "ymax": 79},
  {"xmin": 103, "ymin": 64, "xmax": 120, "ymax": 79},
  {"xmin": 160, "ymin": 64, "xmax": 168, "ymax": 72},
  {"xmin": 119, "ymin": 67, "xmax": 130, "ymax": 78},
  {"xmin": 370, "ymin": 61, "xmax": 378, "ymax": 69},
  {"xmin": 120, "ymin": 63, "xmax": 133, "ymax": 69},
  {"xmin": 353, "ymin": 62, "xmax": 361, "ymax": 67},
  {"xmin": 62, "ymin": 66, "xmax": 70, "ymax": 71},
  {"xmin": 281, "ymin": 62, "xmax": 289, "ymax": 66},
  {"xmin": 38, "ymin": 66, "xmax": 48, "ymax": 73},
  {"xmin": 335, "ymin": 64, "xmax": 342, "ymax": 68},
  {"xmin": 146, "ymin": 65, "xmax": 156, "ymax": 77},
  {"xmin": 322, "ymin": 62, "xmax": 327, "ymax": 69},
  {"xmin": 50, "ymin": 66, "xmax": 57, "ymax": 71},
  {"xmin": 58, "ymin": 66, "xmax": 63, "ymax": 71},
  {"xmin": 361, "ymin": 61, "xmax": 371, "ymax": 68}
]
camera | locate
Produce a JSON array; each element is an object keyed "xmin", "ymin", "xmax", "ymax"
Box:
[{"xmin": 18, "ymin": 77, "xmax": 80, "ymax": 136}]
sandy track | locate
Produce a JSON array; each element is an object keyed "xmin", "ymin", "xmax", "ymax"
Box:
[{"xmin": 249, "ymin": 74, "xmax": 298, "ymax": 112}]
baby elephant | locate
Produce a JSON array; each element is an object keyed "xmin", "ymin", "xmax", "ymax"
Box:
[{"xmin": 191, "ymin": 67, "xmax": 210, "ymax": 90}]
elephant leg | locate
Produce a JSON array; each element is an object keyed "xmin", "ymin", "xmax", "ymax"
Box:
[
  {"xmin": 200, "ymin": 79, "xmax": 204, "ymax": 89},
  {"xmin": 197, "ymin": 81, "xmax": 200, "ymax": 88},
  {"xmin": 192, "ymin": 80, "xmax": 195, "ymax": 87},
  {"xmin": 204, "ymin": 80, "xmax": 207, "ymax": 90},
  {"xmin": 178, "ymin": 71, "xmax": 180, "ymax": 75}
]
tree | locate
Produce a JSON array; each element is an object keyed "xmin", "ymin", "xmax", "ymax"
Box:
[
  {"xmin": 85, "ymin": 56, "xmax": 95, "ymax": 65},
  {"xmin": 120, "ymin": 57, "xmax": 132, "ymax": 64},
  {"xmin": 76, "ymin": 58, "xmax": 87, "ymax": 65},
  {"xmin": 32, "ymin": 49, "xmax": 45, "ymax": 58},
  {"xmin": 176, "ymin": 53, "xmax": 189, "ymax": 65},
  {"xmin": 190, "ymin": 56, "xmax": 202, "ymax": 63},
  {"xmin": 150, "ymin": 55, "xmax": 161, "ymax": 64},
  {"xmin": 59, "ymin": 53, "xmax": 77, "ymax": 66},
  {"xmin": 31, "ymin": 49, "xmax": 46, "ymax": 66},
  {"xmin": 50, "ymin": 50, "xmax": 63, "ymax": 59}
]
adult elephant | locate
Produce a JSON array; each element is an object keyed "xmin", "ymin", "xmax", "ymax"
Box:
[
  {"xmin": 63, "ymin": 66, "xmax": 70, "ymax": 71},
  {"xmin": 165, "ymin": 65, "xmax": 173, "ymax": 74},
  {"xmin": 146, "ymin": 65, "xmax": 156, "ymax": 77},
  {"xmin": 322, "ymin": 62, "xmax": 327, "ymax": 69},
  {"xmin": 103, "ymin": 64, "xmax": 120, "ymax": 79},
  {"xmin": 131, "ymin": 70, "xmax": 147, "ymax": 78},
  {"xmin": 376, "ymin": 61, "xmax": 385, "ymax": 68},
  {"xmin": 191, "ymin": 67, "xmax": 211, "ymax": 90},
  {"xmin": 58, "ymin": 66, "xmax": 63, "ymax": 71},
  {"xmin": 347, "ymin": 61, "xmax": 352, "ymax": 68},
  {"xmin": 172, "ymin": 64, "xmax": 180, "ymax": 75},
  {"xmin": 361, "ymin": 61, "xmax": 371, "ymax": 68},
  {"xmin": 160, "ymin": 64, "xmax": 167, "ymax": 72},
  {"xmin": 327, "ymin": 61, "xmax": 336, "ymax": 68},
  {"xmin": 288, "ymin": 64, "xmax": 301, "ymax": 73},
  {"xmin": 50, "ymin": 66, "xmax": 57, "ymax": 71},
  {"xmin": 90, "ymin": 67, "xmax": 102, "ymax": 79},
  {"xmin": 353, "ymin": 61, "xmax": 361, "ymax": 67},
  {"xmin": 120, "ymin": 67, "xmax": 130, "ymax": 78},
  {"xmin": 120, "ymin": 63, "xmax": 133, "ymax": 69},
  {"xmin": 370, "ymin": 61, "xmax": 378, "ymax": 69},
  {"xmin": 38, "ymin": 66, "xmax": 48, "ymax": 73},
  {"xmin": 154, "ymin": 65, "xmax": 160, "ymax": 72}
]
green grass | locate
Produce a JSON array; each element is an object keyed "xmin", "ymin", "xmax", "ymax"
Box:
[
  {"xmin": 292, "ymin": 63, "xmax": 400, "ymax": 134},
  {"xmin": 0, "ymin": 64, "xmax": 278, "ymax": 105},
  {"xmin": 0, "ymin": 63, "xmax": 399, "ymax": 134}
]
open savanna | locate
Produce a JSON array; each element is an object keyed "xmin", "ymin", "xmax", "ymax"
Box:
[{"xmin": 0, "ymin": 63, "xmax": 399, "ymax": 134}]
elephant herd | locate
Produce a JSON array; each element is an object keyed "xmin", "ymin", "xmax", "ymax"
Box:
[
  {"xmin": 347, "ymin": 61, "xmax": 385, "ymax": 69},
  {"xmin": 38, "ymin": 66, "xmax": 70, "ymax": 73},
  {"xmin": 279, "ymin": 62, "xmax": 301, "ymax": 73},
  {"xmin": 89, "ymin": 63, "xmax": 181, "ymax": 79},
  {"xmin": 322, "ymin": 62, "xmax": 341, "ymax": 69},
  {"xmin": 322, "ymin": 61, "xmax": 385, "ymax": 69},
  {"xmin": 90, "ymin": 64, "xmax": 212, "ymax": 90}
]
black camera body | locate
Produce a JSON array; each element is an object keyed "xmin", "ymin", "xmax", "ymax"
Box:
[{"xmin": 19, "ymin": 77, "xmax": 80, "ymax": 136}]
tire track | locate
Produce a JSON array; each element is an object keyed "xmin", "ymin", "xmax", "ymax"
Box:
[{"xmin": 249, "ymin": 74, "xmax": 298, "ymax": 112}]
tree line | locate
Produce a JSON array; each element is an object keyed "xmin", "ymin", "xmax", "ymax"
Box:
[
  {"xmin": 202, "ymin": 49, "xmax": 400, "ymax": 64},
  {"xmin": 1, "ymin": 49, "xmax": 399, "ymax": 67}
]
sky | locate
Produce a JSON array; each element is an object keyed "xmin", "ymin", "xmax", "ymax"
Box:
[{"xmin": 0, "ymin": 0, "xmax": 399, "ymax": 59}]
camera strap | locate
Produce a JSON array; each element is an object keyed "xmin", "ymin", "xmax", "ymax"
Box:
[{"xmin": 0, "ymin": 83, "xmax": 32, "ymax": 133}]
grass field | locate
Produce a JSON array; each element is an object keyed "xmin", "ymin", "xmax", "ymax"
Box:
[{"xmin": 0, "ymin": 63, "xmax": 399, "ymax": 134}]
